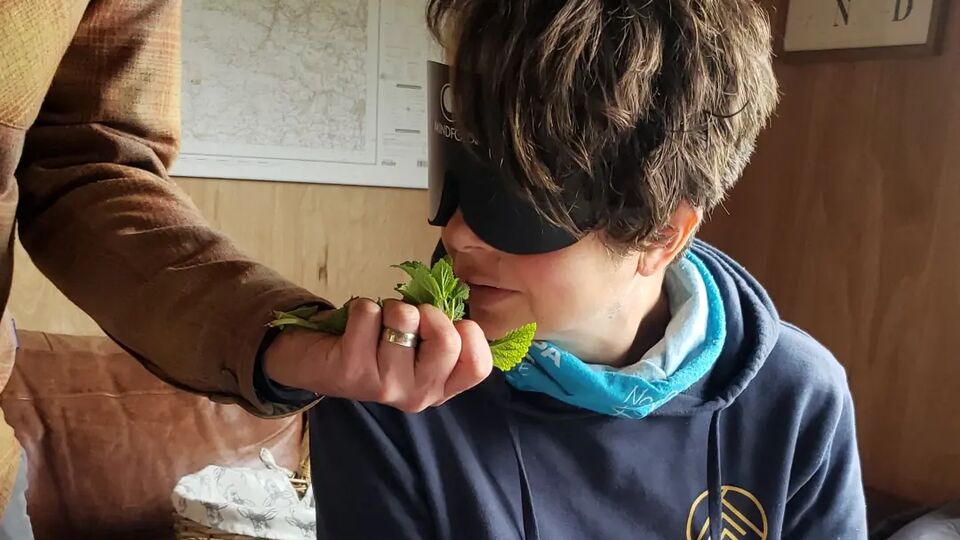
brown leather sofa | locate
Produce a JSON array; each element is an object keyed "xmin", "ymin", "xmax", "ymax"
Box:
[{"xmin": 1, "ymin": 331, "xmax": 306, "ymax": 540}]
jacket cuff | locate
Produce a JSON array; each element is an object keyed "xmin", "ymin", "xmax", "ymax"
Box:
[
  {"xmin": 225, "ymin": 292, "xmax": 329, "ymax": 418},
  {"xmin": 253, "ymin": 325, "xmax": 322, "ymax": 406}
]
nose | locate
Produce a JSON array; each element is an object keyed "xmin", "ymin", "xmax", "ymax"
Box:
[{"xmin": 441, "ymin": 209, "xmax": 490, "ymax": 255}]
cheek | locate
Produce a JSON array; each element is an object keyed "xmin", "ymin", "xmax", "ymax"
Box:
[{"xmin": 512, "ymin": 255, "xmax": 606, "ymax": 333}]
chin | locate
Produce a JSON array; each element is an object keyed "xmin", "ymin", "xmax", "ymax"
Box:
[{"xmin": 466, "ymin": 307, "xmax": 518, "ymax": 341}]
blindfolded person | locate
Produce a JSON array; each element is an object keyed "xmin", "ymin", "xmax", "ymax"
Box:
[{"xmin": 306, "ymin": 1, "xmax": 868, "ymax": 539}]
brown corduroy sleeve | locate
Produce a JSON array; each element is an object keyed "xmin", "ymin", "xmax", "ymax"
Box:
[{"xmin": 14, "ymin": 0, "xmax": 328, "ymax": 417}]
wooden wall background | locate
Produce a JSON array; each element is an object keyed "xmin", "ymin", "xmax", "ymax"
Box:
[
  {"xmin": 10, "ymin": 0, "xmax": 959, "ymax": 506},
  {"xmin": 700, "ymin": 0, "xmax": 960, "ymax": 505}
]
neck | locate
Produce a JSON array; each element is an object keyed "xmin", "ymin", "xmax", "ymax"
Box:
[{"xmin": 551, "ymin": 274, "xmax": 672, "ymax": 367}]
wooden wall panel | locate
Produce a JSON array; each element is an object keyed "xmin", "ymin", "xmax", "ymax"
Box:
[
  {"xmin": 701, "ymin": 0, "xmax": 960, "ymax": 505},
  {"xmin": 10, "ymin": 179, "xmax": 438, "ymax": 335}
]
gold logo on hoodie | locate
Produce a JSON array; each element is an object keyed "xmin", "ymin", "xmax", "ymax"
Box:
[{"xmin": 686, "ymin": 485, "xmax": 767, "ymax": 540}]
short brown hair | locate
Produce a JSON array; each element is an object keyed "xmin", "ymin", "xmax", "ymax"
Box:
[{"xmin": 426, "ymin": 0, "xmax": 779, "ymax": 249}]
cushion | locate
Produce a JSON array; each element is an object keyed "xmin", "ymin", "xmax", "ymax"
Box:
[
  {"xmin": 888, "ymin": 501, "xmax": 960, "ymax": 540},
  {"xmin": 1, "ymin": 330, "xmax": 304, "ymax": 540}
]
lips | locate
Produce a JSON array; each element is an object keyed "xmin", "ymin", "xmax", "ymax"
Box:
[
  {"xmin": 465, "ymin": 282, "xmax": 516, "ymax": 306},
  {"xmin": 455, "ymin": 263, "xmax": 517, "ymax": 305}
]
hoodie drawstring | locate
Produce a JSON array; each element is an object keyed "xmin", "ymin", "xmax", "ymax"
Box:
[
  {"xmin": 506, "ymin": 409, "xmax": 541, "ymax": 540},
  {"xmin": 707, "ymin": 409, "xmax": 724, "ymax": 540},
  {"xmin": 499, "ymin": 379, "xmax": 726, "ymax": 540}
]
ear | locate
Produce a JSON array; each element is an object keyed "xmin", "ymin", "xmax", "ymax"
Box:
[{"xmin": 638, "ymin": 201, "xmax": 702, "ymax": 276}]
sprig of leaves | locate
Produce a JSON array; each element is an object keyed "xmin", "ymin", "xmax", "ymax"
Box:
[
  {"xmin": 268, "ymin": 304, "xmax": 349, "ymax": 335},
  {"xmin": 268, "ymin": 257, "xmax": 534, "ymax": 371},
  {"xmin": 392, "ymin": 259, "xmax": 469, "ymax": 322}
]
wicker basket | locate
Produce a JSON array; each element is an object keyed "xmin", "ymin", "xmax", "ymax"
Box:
[{"xmin": 173, "ymin": 429, "xmax": 312, "ymax": 540}]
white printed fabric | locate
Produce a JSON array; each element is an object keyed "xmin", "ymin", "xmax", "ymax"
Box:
[{"xmin": 172, "ymin": 449, "xmax": 316, "ymax": 540}]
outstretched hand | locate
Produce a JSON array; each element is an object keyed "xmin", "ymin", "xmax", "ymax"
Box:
[{"xmin": 262, "ymin": 298, "xmax": 493, "ymax": 412}]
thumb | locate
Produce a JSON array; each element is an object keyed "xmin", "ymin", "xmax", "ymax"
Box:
[{"xmin": 262, "ymin": 328, "xmax": 338, "ymax": 391}]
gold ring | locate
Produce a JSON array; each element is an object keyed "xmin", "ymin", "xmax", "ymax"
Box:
[{"xmin": 381, "ymin": 327, "xmax": 419, "ymax": 348}]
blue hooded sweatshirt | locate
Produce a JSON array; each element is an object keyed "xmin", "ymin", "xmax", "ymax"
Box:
[{"xmin": 308, "ymin": 241, "xmax": 868, "ymax": 539}]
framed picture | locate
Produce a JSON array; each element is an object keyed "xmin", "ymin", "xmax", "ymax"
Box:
[{"xmin": 776, "ymin": 0, "xmax": 948, "ymax": 62}]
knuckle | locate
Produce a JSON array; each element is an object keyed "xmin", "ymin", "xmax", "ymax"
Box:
[
  {"xmin": 386, "ymin": 303, "xmax": 420, "ymax": 330},
  {"xmin": 461, "ymin": 349, "xmax": 493, "ymax": 379},
  {"xmin": 455, "ymin": 323, "xmax": 493, "ymax": 377},
  {"xmin": 375, "ymin": 382, "xmax": 400, "ymax": 405},
  {"xmin": 416, "ymin": 303, "xmax": 441, "ymax": 318},
  {"xmin": 350, "ymin": 298, "xmax": 382, "ymax": 318},
  {"xmin": 396, "ymin": 385, "xmax": 435, "ymax": 413},
  {"xmin": 465, "ymin": 342, "xmax": 494, "ymax": 376},
  {"xmin": 455, "ymin": 319, "xmax": 481, "ymax": 333},
  {"xmin": 470, "ymin": 357, "xmax": 494, "ymax": 380},
  {"xmin": 432, "ymin": 330, "xmax": 461, "ymax": 355},
  {"xmin": 400, "ymin": 396, "xmax": 431, "ymax": 414},
  {"xmin": 393, "ymin": 396, "xmax": 415, "ymax": 412},
  {"xmin": 415, "ymin": 374, "xmax": 441, "ymax": 396}
]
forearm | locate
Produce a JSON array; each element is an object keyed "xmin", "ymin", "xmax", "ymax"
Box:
[
  {"xmin": 16, "ymin": 0, "xmax": 328, "ymax": 416},
  {"xmin": 19, "ymin": 122, "xmax": 327, "ymax": 415}
]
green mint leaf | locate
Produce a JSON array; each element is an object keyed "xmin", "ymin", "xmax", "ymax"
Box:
[
  {"xmin": 489, "ymin": 322, "xmax": 537, "ymax": 372},
  {"xmin": 429, "ymin": 257, "xmax": 469, "ymax": 321},
  {"xmin": 267, "ymin": 315, "xmax": 320, "ymax": 331},
  {"xmin": 315, "ymin": 305, "xmax": 350, "ymax": 334},
  {"xmin": 392, "ymin": 261, "xmax": 440, "ymax": 305},
  {"xmin": 446, "ymin": 284, "xmax": 468, "ymax": 321},
  {"xmin": 431, "ymin": 256, "xmax": 457, "ymax": 299},
  {"xmin": 284, "ymin": 305, "xmax": 322, "ymax": 320},
  {"xmin": 268, "ymin": 305, "xmax": 349, "ymax": 335}
]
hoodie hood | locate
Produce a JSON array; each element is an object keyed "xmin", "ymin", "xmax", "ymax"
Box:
[{"xmin": 653, "ymin": 239, "xmax": 781, "ymax": 416}]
